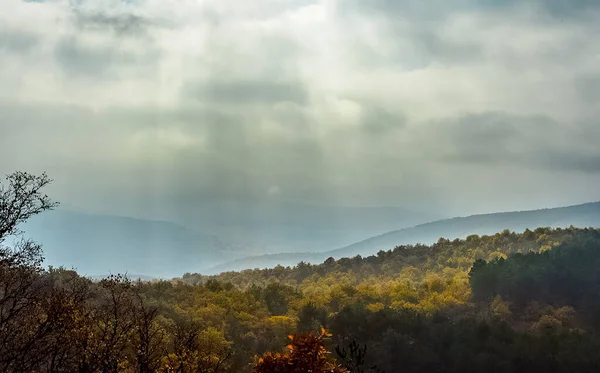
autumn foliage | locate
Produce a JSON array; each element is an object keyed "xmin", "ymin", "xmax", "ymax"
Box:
[
  {"xmin": 7, "ymin": 172, "xmax": 600, "ymax": 372},
  {"xmin": 254, "ymin": 329, "xmax": 347, "ymax": 373}
]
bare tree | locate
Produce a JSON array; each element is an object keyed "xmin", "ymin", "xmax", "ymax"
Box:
[
  {"xmin": 0, "ymin": 172, "xmax": 63, "ymax": 372},
  {"xmin": 0, "ymin": 171, "xmax": 58, "ymax": 242},
  {"xmin": 0, "ymin": 172, "xmax": 58, "ymax": 372}
]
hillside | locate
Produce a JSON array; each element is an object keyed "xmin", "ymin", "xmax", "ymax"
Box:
[
  {"xmin": 21, "ymin": 210, "xmax": 237, "ymax": 278},
  {"xmin": 173, "ymin": 227, "xmax": 600, "ymax": 372},
  {"xmin": 8, "ymin": 218, "xmax": 600, "ymax": 372},
  {"xmin": 187, "ymin": 226, "xmax": 600, "ymax": 288},
  {"xmin": 206, "ymin": 201, "xmax": 600, "ymax": 273}
]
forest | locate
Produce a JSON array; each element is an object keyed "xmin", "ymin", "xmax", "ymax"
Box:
[{"xmin": 3, "ymin": 172, "xmax": 600, "ymax": 372}]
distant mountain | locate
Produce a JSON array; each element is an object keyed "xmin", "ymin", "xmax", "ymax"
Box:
[
  {"xmin": 206, "ymin": 201, "xmax": 600, "ymax": 274},
  {"xmin": 19, "ymin": 204, "xmax": 440, "ymax": 278},
  {"xmin": 21, "ymin": 210, "xmax": 237, "ymax": 278},
  {"xmin": 166, "ymin": 202, "xmax": 444, "ymax": 256}
]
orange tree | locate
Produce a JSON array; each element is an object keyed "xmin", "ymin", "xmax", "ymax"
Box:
[{"xmin": 254, "ymin": 328, "xmax": 347, "ymax": 373}]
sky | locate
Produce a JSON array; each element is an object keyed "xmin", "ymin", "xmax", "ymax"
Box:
[{"xmin": 1, "ymin": 0, "xmax": 600, "ymax": 219}]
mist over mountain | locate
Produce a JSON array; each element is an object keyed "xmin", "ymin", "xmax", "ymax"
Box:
[
  {"xmin": 175, "ymin": 202, "xmax": 443, "ymax": 255},
  {"xmin": 18, "ymin": 198, "xmax": 600, "ymax": 278},
  {"xmin": 21, "ymin": 205, "xmax": 440, "ymax": 278},
  {"xmin": 21, "ymin": 210, "xmax": 232, "ymax": 278},
  {"xmin": 207, "ymin": 201, "xmax": 600, "ymax": 274}
]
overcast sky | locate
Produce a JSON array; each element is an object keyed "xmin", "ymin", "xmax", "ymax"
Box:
[{"xmin": 1, "ymin": 0, "xmax": 600, "ymax": 218}]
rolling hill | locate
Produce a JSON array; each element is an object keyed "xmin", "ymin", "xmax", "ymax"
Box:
[
  {"xmin": 19, "ymin": 204, "xmax": 440, "ymax": 278},
  {"xmin": 157, "ymin": 202, "xmax": 443, "ymax": 256},
  {"xmin": 20, "ymin": 210, "xmax": 236, "ymax": 278},
  {"xmin": 206, "ymin": 201, "xmax": 600, "ymax": 274}
]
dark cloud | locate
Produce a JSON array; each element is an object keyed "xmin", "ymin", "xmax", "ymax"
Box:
[
  {"xmin": 71, "ymin": 11, "xmax": 150, "ymax": 36},
  {"xmin": 0, "ymin": 29, "xmax": 39, "ymax": 55},
  {"xmin": 532, "ymin": 151, "xmax": 600, "ymax": 174},
  {"xmin": 575, "ymin": 75, "xmax": 600, "ymax": 104},
  {"xmin": 339, "ymin": 0, "xmax": 600, "ymax": 19},
  {"xmin": 270, "ymin": 102, "xmax": 313, "ymax": 132},
  {"xmin": 418, "ymin": 112, "xmax": 600, "ymax": 174},
  {"xmin": 360, "ymin": 105, "xmax": 406, "ymax": 134},
  {"xmin": 54, "ymin": 36, "xmax": 159, "ymax": 78},
  {"xmin": 478, "ymin": 0, "xmax": 600, "ymax": 18},
  {"xmin": 335, "ymin": 1, "xmax": 485, "ymax": 69},
  {"xmin": 409, "ymin": 28, "xmax": 483, "ymax": 65},
  {"xmin": 54, "ymin": 38, "xmax": 116, "ymax": 77},
  {"xmin": 186, "ymin": 80, "xmax": 309, "ymax": 106},
  {"xmin": 337, "ymin": 0, "xmax": 468, "ymax": 19},
  {"xmin": 2, "ymin": 0, "xmax": 600, "ymax": 219},
  {"xmin": 421, "ymin": 112, "xmax": 520, "ymax": 164}
]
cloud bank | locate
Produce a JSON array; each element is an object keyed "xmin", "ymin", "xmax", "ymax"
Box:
[{"xmin": 2, "ymin": 0, "xmax": 600, "ymax": 218}]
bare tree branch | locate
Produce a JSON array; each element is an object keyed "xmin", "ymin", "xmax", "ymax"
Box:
[{"xmin": 0, "ymin": 171, "xmax": 58, "ymax": 242}]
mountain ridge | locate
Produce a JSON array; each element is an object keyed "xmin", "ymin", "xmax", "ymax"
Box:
[
  {"xmin": 206, "ymin": 201, "xmax": 600, "ymax": 274},
  {"xmin": 21, "ymin": 210, "xmax": 233, "ymax": 278},
  {"xmin": 21, "ymin": 204, "xmax": 440, "ymax": 278}
]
